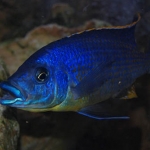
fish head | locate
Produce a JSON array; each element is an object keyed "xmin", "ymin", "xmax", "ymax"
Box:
[{"xmin": 0, "ymin": 50, "xmax": 67, "ymax": 111}]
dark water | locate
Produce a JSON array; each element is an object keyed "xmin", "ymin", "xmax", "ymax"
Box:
[{"xmin": 0, "ymin": 0, "xmax": 149, "ymax": 41}]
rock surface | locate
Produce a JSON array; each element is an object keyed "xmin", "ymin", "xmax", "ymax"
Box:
[
  {"xmin": 0, "ymin": 60, "xmax": 19, "ymax": 150},
  {"xmin": 0, "ymin": 19, "xmax": 111, "ymax": 75},
  {"xmin": 0, "ymin": 0, "xmax": 148, "ymax": 41}
]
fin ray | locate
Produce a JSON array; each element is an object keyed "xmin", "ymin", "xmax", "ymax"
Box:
[{"xmin": 78, "ymin": 98, "xmax": 140, "ymax": 120}]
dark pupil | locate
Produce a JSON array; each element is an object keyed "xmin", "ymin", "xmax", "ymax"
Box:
[{"xmin": 36, "ymin": 68, "xmax": 49, "ymax": 82}]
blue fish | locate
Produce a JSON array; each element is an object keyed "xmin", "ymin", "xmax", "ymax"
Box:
[{"xmin": 0, "ymin": 14, "xmax": 149, "ymax": 119}]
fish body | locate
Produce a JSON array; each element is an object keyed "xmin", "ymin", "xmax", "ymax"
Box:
[{"xmin": 0, "ymin": 14, "xmax": 149, "ymax": 119}]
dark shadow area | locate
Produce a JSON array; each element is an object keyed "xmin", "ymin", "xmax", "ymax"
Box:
[{"xmin": 16, "ymin": 110, "xmax": 142, "ymax": 150}]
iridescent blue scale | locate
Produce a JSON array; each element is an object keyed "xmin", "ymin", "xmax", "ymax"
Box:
[{"xmin": 0, "ymin": 14, "xmax": 150, "ymax": 119}]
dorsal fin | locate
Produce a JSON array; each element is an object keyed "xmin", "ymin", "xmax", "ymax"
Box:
[
  {"xmin": 47, "ymin": 13, "xmax": 141, "ymax": 53},
  {"xmin": 67, "ymin": 13, "xmax": 141, "ymax": 38},
  {"xmin": 51, "ymin": 13, "xmax": 141, "ymax": 51}
]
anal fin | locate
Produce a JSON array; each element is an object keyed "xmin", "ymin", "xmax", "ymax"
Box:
[{"xmin": 116, "ymin": 85, "xmax": 138, "ymax": 100}]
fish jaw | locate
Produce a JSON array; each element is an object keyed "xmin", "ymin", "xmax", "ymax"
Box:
[{"xmin": 0, "ymin": 81, "xmax": 25, "ymax": 105}]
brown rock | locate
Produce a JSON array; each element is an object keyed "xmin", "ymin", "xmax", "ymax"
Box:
[
  {"xmin": 0, "ymin": 60, "xmax": 19, "ymax": 150},
  {"xmin": 0, "ymin": 107, "xmax": 19, "ymax": 150}
]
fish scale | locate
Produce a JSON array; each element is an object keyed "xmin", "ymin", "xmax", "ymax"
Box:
[
  {"xmin": 0, "ymin": 14, "xmax": 150, "ymax": 120},
  {"xmin": 54, "ymin": 32, "xmax": 135, "ymax": 84}
]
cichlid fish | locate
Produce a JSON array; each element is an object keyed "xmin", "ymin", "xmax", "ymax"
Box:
[{"xmin": 0, "ymin": 14, "xmax": 149, "ymax": 119}]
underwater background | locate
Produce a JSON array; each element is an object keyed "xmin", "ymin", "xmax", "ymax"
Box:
[{"xmin": 0, "ymin": 0, "xmax": 150, "ymax": 150}]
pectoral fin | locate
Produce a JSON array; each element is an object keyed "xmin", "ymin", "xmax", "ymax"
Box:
[{"xmin": 71, "ymin": 59, "xmax": 114, "ymax": 100}]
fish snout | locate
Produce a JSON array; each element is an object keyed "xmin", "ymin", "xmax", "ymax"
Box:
[{"xmin": 0, "ymin": 81, "xmax": 25, "ymax": 105}]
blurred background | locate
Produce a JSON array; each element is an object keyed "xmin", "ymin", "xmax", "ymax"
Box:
[{"xmin": 0, "ymin": 0, "xmax": 150, "ymax": 150}]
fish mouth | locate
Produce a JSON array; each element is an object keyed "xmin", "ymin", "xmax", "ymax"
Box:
[{"xmin": 0, "ymin": 81, "xmax": 25, "ymax": 105}]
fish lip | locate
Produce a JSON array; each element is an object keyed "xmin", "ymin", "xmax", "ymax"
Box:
[{"xmin": 0, "ymin": 81, "xmax": 26, "ymax": 105}]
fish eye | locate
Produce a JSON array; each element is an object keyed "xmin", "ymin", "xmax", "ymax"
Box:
[{"xmin": 36, "ymin": 67, "xmax": 49, "ymax": 82}]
